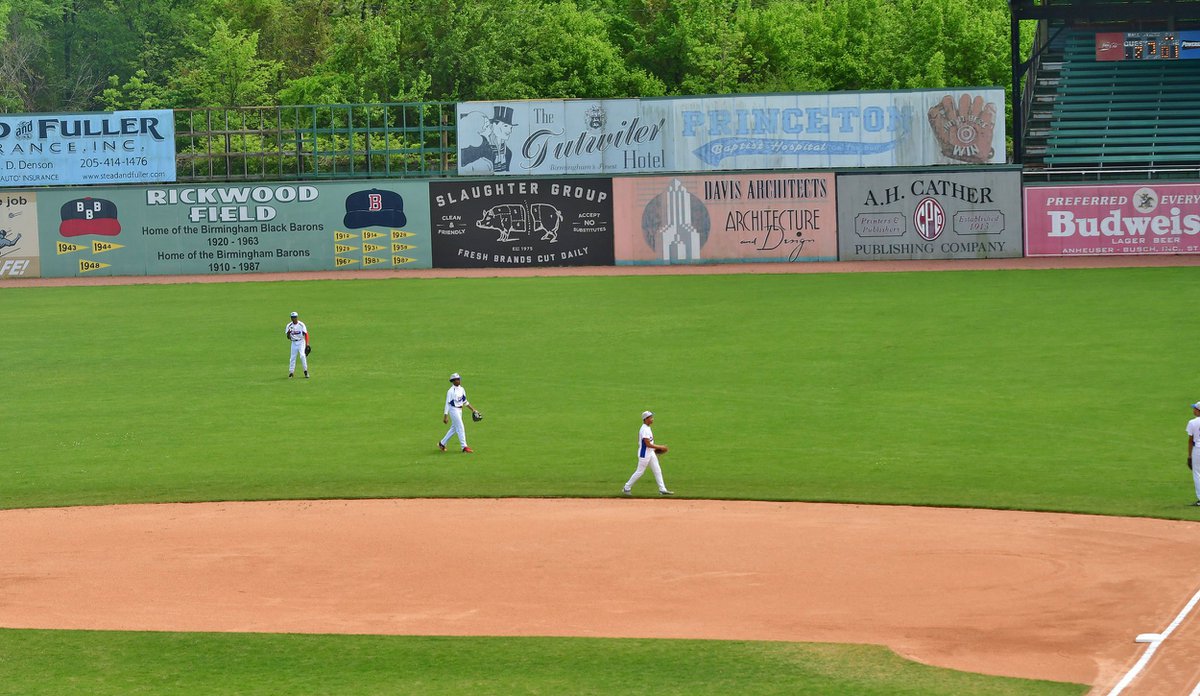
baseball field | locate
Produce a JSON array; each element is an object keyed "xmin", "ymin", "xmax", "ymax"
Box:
[{"xmin": 2, "ymin": 264, "xmax": 1197, "ymax": 694}]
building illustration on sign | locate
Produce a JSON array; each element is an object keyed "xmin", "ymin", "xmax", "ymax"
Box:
[{"xmin": 642, "ymin": 179, "xmax": 707, "ymax": 261}]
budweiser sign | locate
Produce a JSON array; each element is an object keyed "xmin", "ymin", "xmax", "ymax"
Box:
[{"xmin": 1025, "ymin": 184, "xmax": 1200, "ymax": 256}]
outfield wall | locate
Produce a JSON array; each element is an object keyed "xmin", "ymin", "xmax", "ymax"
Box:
[{"xmin": 4, "ymin": 171, "xmax": 1200, "ymax": 279}]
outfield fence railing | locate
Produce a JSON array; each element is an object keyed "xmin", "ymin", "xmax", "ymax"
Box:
[{"xmin": 174, "ymin": 103, "xmax": 459, "ymax": 182}]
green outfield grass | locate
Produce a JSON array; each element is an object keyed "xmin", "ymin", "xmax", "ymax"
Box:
[
  {"xmin": 3, "ymin": 266, "xmax": 1193, "ymax": 694},
  {"xmin": 0, "ymin": 629, "xmax": 1085, "ymax": 696},
  {"xmin": 3, "ymin": 267, "xmax": 1196, "ymax": 516}
]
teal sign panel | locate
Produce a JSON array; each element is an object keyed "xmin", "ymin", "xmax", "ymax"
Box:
[{"xmin": 36, "ymin": 181, "xmax": 432, "ymax": 277}]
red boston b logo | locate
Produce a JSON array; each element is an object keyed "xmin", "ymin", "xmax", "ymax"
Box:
[{"xmin": 368, "ymin": 193, "xmax": 383, "ymax": 212}]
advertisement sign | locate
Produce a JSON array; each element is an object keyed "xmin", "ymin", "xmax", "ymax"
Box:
[
  {"xmin": 429, "ymin": 178, "xmax": 614, "ymax": 268},
  {"xmin": 458, "ymin": 90, "xmax": 1006, "ymax": 175},
  {"xmin": 0, "ymin": 191, "xmax": 40, "ymax": 277},
  {"xmin": 1025, "ymin": 183, "xmax": 1200, "ymax": 256},
  {"xmin": 837, "ymin": 168, "xmax": 1023, "ymax": 260},
  {"xmin": 661, "ymin": 89, "xmax": 1005, "ymax": 171},
  {"xmin": 612, "ymin": 173, "xmax": 837, "ymax": 264},
  {"xmin": 457, "ymin": 100, "xmax": 663, "ymax": 176},
  {"xmin": 1095, "ymin": 31, "xmax": 1200, "ymax": 60},
  {"xmin": 35, "ymin": 181, "xmax": 432, "ymax": 277},
  {"xmin": 0, "ymin": 110, "xmax": 175, "ymax": 187}
]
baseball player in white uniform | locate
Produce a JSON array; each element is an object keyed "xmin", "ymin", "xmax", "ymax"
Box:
[
  {"xmin": 440, "ymin": 373, "xmax": 480, "ymax": 453},
  {"xmin": 623, "ymin": 411, "xmax": 673, "ymax": 496},
  {"xmin": 285, "ymin": 311, "xmax": 309, "ymax": 378},
  {"xmin": 1187, "ymin": 401, "xmax": 1200, "ymax": 505}
]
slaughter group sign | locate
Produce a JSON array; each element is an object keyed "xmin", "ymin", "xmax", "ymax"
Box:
[
  {"xmin": 1025, "ymin": 182, "xmax": 1200, "ymax": 256},
  {"xmin": 458, "ymin": 90, "xmax": 1006, "ymax": 176},
  {"xmin": 34, "ymin": 181, "xmax": 432, "ymax": 277},
  {"xmin": 612, "ymin": 173, "xmax": 837, "ymax": 264},
  {"xmin": 0, "ymin": 110, "xmax": 175, "ymax": 187},
  {"xmin": 837, "ymin": 168, "xmax": 1022, "ymax": 260},
  {"xmin": 429, "ymin": 178, "xmax": 614, "ymax": 268}
]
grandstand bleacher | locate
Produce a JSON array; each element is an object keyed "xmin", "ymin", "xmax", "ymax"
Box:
[
  {"xmin": 1022, "ymin": 27, "xmax": 1200, "ymax": 175},
  {"xmin": 1022, "ymin": 26, "xmax": 1200, "ymax": 173}
]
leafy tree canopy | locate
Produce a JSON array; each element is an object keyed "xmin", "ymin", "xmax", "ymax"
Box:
[{"xmin": 0, "ymin": 0, "xmax": 1030, "ymax": 112}]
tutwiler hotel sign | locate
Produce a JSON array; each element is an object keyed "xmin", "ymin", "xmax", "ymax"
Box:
[{"xmin": 456, "ymin": 90, "xmax": 1006, "ymax": 176}]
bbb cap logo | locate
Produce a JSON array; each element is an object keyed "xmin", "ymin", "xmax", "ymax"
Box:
[
  {"xmin": 343, "ymin": 188, "xmax": 407, "ymax": 229},
  {"xmin": 59, "ymin": 197, "xmax": 121, "ymax": 237}
]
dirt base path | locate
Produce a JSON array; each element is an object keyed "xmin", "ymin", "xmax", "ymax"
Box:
[{"xmin": 3, "ymin": 498, "xmax": 1200, "ymax": 693}]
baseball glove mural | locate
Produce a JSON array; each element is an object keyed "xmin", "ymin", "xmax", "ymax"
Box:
[{"xmin": 927, "ymin": 94, "xmax": 998, "ymax": 164}]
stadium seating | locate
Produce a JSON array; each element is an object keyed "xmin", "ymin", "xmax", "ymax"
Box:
[{"xmin": 1024, "ymin": 27, "xmax": 1200, "ymax": 170}]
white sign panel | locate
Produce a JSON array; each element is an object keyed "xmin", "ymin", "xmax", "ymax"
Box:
[
  {"xmin": 456, "ymin": 100, "xmax": 665, "ymax": 176},
  {"xmin": 458, "ymin": 90, "xmax": 1005, "ymax": 176}
]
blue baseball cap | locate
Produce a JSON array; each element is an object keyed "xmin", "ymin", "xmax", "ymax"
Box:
[
  {"xmin": 1192, "ymin": 402, "xmax": 1200, "ymax": 410},
  {"xmin": 343, "ymin": 188, "xmax": 407, "ymax": 229}
]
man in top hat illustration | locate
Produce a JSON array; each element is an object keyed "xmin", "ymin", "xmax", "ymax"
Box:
[{"xmin": 460, "ymin": 106, "xmax": 518, "ymax": 173}]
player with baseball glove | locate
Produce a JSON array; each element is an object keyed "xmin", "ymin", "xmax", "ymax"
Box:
[
  {"xmin": 285, "ymin": 311, "xmax": 310, "ymax": 378},
  {"xmin": 622, "ymin": 411, "xmax": 673, "ymax": 496},
  {"xmin": 440, "ymin": 373, "xmax": 481, "ymax": 453}
]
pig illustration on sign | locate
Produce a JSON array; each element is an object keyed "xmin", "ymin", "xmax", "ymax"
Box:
[{"xmin": 476, "ymin": 203, "xmax": 564, "ymax": 243}]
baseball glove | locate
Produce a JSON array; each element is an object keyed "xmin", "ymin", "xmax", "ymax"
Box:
[
  {"xmin": 472, "ymin": 411, "xmax": 484, "ymax": 422},
  {"xmin": 1189, "ymin": 456, "xmax": 1193, "ymax": 471},
  {"xmin": 304, "ymin": 344, "xmax": 312, "ymax": 356},
  {"xmin": 927, "ymin": 94, "xmax": 997, "ymax": 164}
]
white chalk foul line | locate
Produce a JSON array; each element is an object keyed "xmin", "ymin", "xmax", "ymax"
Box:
[{"xmin": 1107, "ymin": 587, "xmax": 1200, "ymax": 696}]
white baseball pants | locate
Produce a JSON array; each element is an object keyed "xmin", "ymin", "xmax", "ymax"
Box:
[
  {"xmin": 1193, "ymin": 445, "xmax": 1200, "ymax": 500},
  {"xmin": 624, "ymin": 453, "xmax": 667, "ymax": 493},
  {"xmin": 289, "ymin": 340, "xmax": 308, "ymax": 373},
  {"xmin": 441, "ymin": 408, "xmax": 467, "ymax": 449}
]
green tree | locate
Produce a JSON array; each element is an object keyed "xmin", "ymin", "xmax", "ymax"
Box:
[
  {"xmin": 205, "ymin": 0, "xmax": 333, "ymax": 82},
  {"xmin": 457, "ymin": 0, "xmax": 665, "ymax": 99},
  {"xmin": 172, "ymin": 17, "xmax": 281, "ymax": 107},
  {"xmin": 0, "ymin": 0, "xmax": 66, "ymax": 111},
  {"xmin": 96, "ymin": 69, "xmax": 170, "ymax": 110},
  {"xmin": 277, "ymin": 13, "xmax": 430, "ymax": 104}
]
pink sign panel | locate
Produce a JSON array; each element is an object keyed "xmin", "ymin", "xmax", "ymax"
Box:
[
  {"xmin": 612, "ymin": 173, "xmax": 837, "ymax": 264},
  {"xmin": 1025, "ymin": 183, "xmax": 1200, "ymax": 256}
]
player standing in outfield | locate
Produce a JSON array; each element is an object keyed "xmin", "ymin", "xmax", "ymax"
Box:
[
  {"xmin": 285, "ymin": 311, "xmax": 309, "ymax": 378},
  {"xmin": 440, "ymin": 373, "xmax": 480, "ymax": 453},
  {"xmin": 1187, "ymin": 401, "xmax": 1200, "ymax": 505},
  {"xmin": 623, "ymin": 411, "xmax": 673, "ymax": 496}
]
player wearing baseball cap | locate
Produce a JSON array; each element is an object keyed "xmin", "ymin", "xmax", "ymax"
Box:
[
  {"xmin": 622, "ymin": 411, "xmax": 673, "ymax": 496},
  {"xmin": 285, "ymin": 312, "xmax": 309, "ymax": 378},
  {"xmin": 440, "ymin": 373, "xmax": 481, "ymax": 453},
  {"xmin": 1187, "ymin": 402, "xmax": 1200, "ymax": 505}
]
